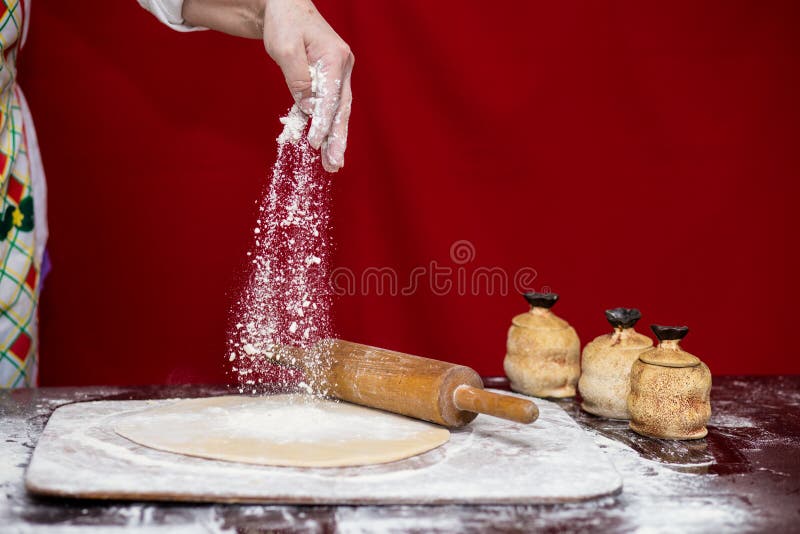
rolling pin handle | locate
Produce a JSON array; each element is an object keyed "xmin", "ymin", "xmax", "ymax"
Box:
[{"xmin": 452, "ymin": 385, "xmax": 539, "ymax": 424}]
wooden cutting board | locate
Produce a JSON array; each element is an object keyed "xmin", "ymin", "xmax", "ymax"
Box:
[{"xmin": 25, "ymin": 392, "xmax": 622, "ymax": 504}]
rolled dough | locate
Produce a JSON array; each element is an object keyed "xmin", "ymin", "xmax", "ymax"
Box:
[{"xmin": 113, "ymin": 395, "xmax": 450, "ymax": 468}]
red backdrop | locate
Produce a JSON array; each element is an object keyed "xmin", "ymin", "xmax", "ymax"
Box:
[{"xmin": 20, "ymin": 1, "xmax": 799, "ymax": 386}]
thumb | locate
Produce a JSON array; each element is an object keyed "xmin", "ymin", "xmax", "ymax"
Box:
[{"xmin": 268, "ymin": 40, "xmax": 314, "ymax": 115}]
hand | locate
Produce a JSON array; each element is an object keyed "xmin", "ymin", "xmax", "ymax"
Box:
[
  {"xmin": 262, "ymin": 0, "xmax": 353, "ymax": 172},
  {"xmin": 183, "ymin": 0, "xmax": 354, "ymax": 172}
]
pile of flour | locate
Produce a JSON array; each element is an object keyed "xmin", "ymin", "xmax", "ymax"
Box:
[{"xmin": 228, "ymin": 75, "xmax": 334, "ymax": 395}]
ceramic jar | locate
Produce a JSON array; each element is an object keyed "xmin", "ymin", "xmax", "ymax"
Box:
[
  {"xmin": 504, "ymin": 292, "xmax": 580, "ymax": 398},
  {"xmin": 578, "ymin": 308, "xmax": 653, "ymax": 419},
  {"xmin": 628, "ymin": 325, "xmax": 712, "ymax": 439}
]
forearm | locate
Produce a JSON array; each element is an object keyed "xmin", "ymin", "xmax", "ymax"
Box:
[{"xmin": 182, "ymin": 0, "xmax": 265, "ymax": 39}]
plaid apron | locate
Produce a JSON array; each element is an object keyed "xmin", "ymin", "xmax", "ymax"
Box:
[{"xmin": 0, "ymin": 0, "xmax": 47, "ymax": 388}]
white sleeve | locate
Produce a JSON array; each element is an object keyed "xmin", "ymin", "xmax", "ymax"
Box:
[{"xmin": 137, "ymin": 0, "xmax": 207, "ymax": 32}]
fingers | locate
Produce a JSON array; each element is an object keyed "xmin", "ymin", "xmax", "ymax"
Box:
[
  {"xmin": 321, "ymin": 69, "xmax": 352, "ymax": 172},
  {"xmin": 307, "ymin": 45, "xmax": 353, "ymax": 152},
  {"xmin": 267, "ymin": 38, "xmax": 315, "ymax": 115},
  {"xmin": 265, "ymin": 16, "xmax": 353, "ymax": 170}
]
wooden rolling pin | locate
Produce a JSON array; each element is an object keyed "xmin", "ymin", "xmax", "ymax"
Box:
[{"xmin": 278, "ymin": 339, "xmax": 539, "ymax": 428}]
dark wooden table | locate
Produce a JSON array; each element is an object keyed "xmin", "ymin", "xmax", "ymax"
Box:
[{"xmin": 2, "ymin": 376, "xmax": 798, "ymax": 532}]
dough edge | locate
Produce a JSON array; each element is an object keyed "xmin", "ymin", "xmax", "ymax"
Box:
[{"xmin": 113, "ymin": 394, "xmax": 451, "ymax": 468}]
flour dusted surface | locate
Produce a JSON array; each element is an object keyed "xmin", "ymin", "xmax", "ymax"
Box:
[
  {"xmin": 6, "ymin": 378, "xmax": 794, "ymax": 531},
  {"xmin": 25, "ymin": 392, "xmax": 622, "ymax": 504}
]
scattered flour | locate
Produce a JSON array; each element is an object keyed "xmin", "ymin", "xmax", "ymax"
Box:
[
  {"xmin": 5, "ymin": 379, "xmax": 795, "ymax": 531},
  {"xmin": 24, "ymin": 396, "xmax": 621, "ymax": 503},
  {"xmin": 583, "ymin": 432, "xmax": 757, "ymax": 533},
  {"xmin": 228, "ymin": 70, "xmax": 334, "ymax": 396},
  {"xmin": 709, "ymin": 413, "xmax": 756, "ymax": 428}
]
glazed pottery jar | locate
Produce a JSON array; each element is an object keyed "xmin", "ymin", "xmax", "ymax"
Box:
[
  {"xmin": 504, "ymin": 292, "xmax": 580, "ymax": 398},
  {"xmin": 628, "ymin": 325, "xmax": 712, "ymax": 439},
  {"xmin": 578, "ymin": 308, "xmax": 653, "ymax": 419}
]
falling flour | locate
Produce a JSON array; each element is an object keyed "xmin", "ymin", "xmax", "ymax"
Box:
[{"xmin": 228, "ymin": 78, "xmax": 334, "ymax": 396}]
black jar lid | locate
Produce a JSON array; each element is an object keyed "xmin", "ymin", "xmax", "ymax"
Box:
[
  {"xmin": 605, "ymin": 308, "xmax": 642, "ymax": 329},
  {"xmin": 522, "ymin": 292, "xmax": 558, "ymax": 309},
  {"xmin": 651, "ymin": 324, "xmax": 689, "ymax": 341}
]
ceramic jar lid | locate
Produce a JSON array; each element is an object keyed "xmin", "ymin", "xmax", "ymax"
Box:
[{"xmin": 638, "ymin": 325, "xmax": 701, "ymax": 368}]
